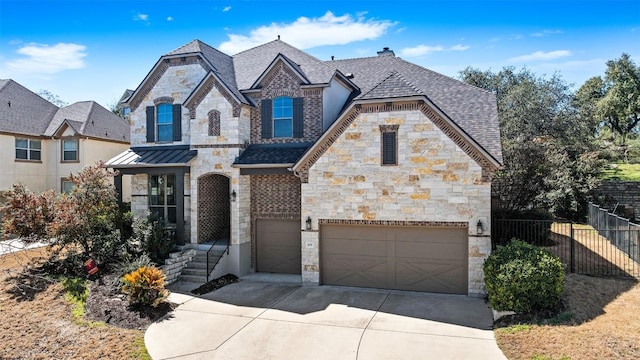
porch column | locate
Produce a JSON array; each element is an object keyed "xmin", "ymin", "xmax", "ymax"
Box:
[
  {"xmin": 175, "ymin": 170, "xmax": 185, "ymax": 245},
  {"xmin": 113, "ymin": 174, "xmax": 123, "ymax": 205}
]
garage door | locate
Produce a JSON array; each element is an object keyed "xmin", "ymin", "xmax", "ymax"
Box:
[
  {"xmin": 257, "ymin": 219, "xmax": 301, "ymax": 274},
  {"xmin": 321, "ymin": 224, "xmax": 468, "ymax": 294}
]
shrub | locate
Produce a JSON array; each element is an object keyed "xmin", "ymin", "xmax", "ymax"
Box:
[
  {"xmin": 121, "ymin": 266, "xmax": 168, "ymax": 307},
  {"xmin": 1, "ymin": 183, "xmax": 55, "ymax": 241},
  {"xmin": 130, "ymin": 216, "xmax": 175, "ymax": 265},
  {"xmin": 484, "ymin": 239, "xmax": 565, "ymax": 313}
]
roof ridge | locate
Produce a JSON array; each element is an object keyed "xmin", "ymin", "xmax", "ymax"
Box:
[
  {"xmin": 393, "ymin": 71, "xmax": 424, "ymax": 95},
  {"xmin": 233, "ymin": 39, "xmax": 332, "ymax": 70},
  {"xmin": 359, "ymin": 71, "xmax": 398, "ymax": 98}
]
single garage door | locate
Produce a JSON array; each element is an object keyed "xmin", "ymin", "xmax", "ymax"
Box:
[
  {"xmin": 257, "ymin": 219, "xmax": 301, "ymax": 274},
  {"xmin": 321, "ymin": 224, "xmax": 468, "ymax": 294}
]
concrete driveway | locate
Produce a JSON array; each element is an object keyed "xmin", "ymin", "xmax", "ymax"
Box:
[{"xmin": 145, "ymin": 277, "xmax": 506, "ymax": 360}]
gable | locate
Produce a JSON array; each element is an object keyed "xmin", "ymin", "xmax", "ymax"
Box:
[
  {"xmin": 253, "ymin": 57, "xmax": 309, "ymax": 97},
  {"xmin": 293, "ymin": 99, "xmax": 500, "ymax": 183}
]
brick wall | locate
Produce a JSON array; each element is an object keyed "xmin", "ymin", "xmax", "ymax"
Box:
[
  {"xmin": 197, "ymin": 174, "xmax": 230, "ymax": 242},
  {"xmin": 250, "ymin": 174, "xmax": 301, "ymax": 268},
  {"xmin": 248, "ymin": 63, "xmax": 324, "ymax": 144}
]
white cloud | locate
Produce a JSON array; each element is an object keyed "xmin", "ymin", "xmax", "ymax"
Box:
[
  {"xmin": 3, "ymin": 43, "xmax": 87, "ymax": 75},
  {"xmin": 399, "ymin": 44, "xmax": 469, "ymax": 57},
  {"xmin": 218, "ymin": 11, "xmax": 395, "ymax": 54},
  {"xmin": 134, "ymin": 13, "xmax": 148, "ymax": 22},
  {"xmin": 508, "ymin": 50, "xmax": 572, "ymax": 62},
  {"xmin": 167, "ymin": 16, "xmax": 174, "ymax": 22},
  {"xmin": 223, "ymin": 6, "xmax": 231, "ymax": 12},
  {"xmin": 530, "ymin": 29, "xmax": 562, "ymax": 37}
]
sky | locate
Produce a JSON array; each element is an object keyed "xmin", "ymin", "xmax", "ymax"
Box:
[{"xmin": 0, "ymin": 0, "xmax": 638, "ymax": 109}]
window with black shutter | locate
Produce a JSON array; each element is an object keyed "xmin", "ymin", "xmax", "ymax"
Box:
[
  {"xmin": 261, "ymin": 99, "xmax": 272, "ymax": 139},
  {"xmin": 381, "ymin": 127, "xmax": 398, "ymax": 165},
  {"xmin": 145, "ymin": 102, "xmax": 182, "ymax": 142}
]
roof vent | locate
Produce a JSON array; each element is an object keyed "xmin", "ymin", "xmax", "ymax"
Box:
[
  {"xmin": 345, "ymin": 73, "xmax": 354, "ymax": 79},
  {"xmin": 277, "ymin": 35, "xmax": 280, "ymax": 40},
  {"xmin": 377, "ymin": 47, "xmax": 395, "ymax": 57}
]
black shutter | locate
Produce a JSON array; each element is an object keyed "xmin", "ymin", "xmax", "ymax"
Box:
[
  {"xmin": 172, "ymin": 104, "xmax": 182, "ymax": 141},
  {"xmin": 293, "ymin": 97, "xmax": 304, "ymax": 138},
  {"xmin": 382, "ymin": 132, "xmax": 397, "ymax": 165},
  {"xmin": 261, "ymin": 99, "xmax": 272, "ymax": 139},
  {"xmin": 146, "ymin": 106, "xmax": 155, "ymax": 142}
]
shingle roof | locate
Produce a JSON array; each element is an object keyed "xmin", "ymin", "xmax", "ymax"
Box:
[
  {"xmin": 0, "ymin": 79, "xmax": 59, "ymax": 136},
  {"xmin": 45, "ymin": 101, "xmax": 130, "ymax": 142},
  {"xmin": 234, "ymin": 142, "xmax": 314, "ymax": 165},
  {"xmin": 106, "ymin": 145, "xmax": 197, "ymax": 168},
  {"xmin": 232, "ymin": 40, "xmax": 334, "ymax": 90},
  {"xmin": 327, "ymin": 56, "xmax": 502, "ymax": 163}
]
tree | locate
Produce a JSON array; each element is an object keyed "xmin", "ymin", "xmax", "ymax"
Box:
[
  {"xmin": 575, "ymin": 54, "xmax": 640, "ymax": 154},
  {"xmin": 460, "ymin": 67, "xmax": 603, "ymax": 220},
  {"xmin": 37, "ymin": 89, "xmax": 68, "ymax": 107}
]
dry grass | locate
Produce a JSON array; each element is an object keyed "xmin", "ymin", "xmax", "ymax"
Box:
[
  {"xmin": 495, "ymin": 274, "xmax": 640, "ymax": 360},
  {"xmin": 0, "ymin": 249, "xmax": 150, "ymax": 360}
]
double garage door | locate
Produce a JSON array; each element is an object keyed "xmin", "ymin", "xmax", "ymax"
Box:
[{"xmin": 321, "ymin": 224, "xmax": 468, "ymax": 294}]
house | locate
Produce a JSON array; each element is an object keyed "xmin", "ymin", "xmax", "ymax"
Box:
[
  {"xmin": 106, "ymin": 39, "xmax": 502, "ymax": 296},
  {"xmin": 0, "ymin": 79, "xmax": 131, "ymax": 199}
]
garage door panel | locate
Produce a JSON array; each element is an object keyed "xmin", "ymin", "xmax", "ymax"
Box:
[
  {"xmin": 257, "ymin": 220, "xmax": 301, "ymax": 274},
  {"xmin": 321, "ymin": 224, "xmax": 468, "ymax": 294}
]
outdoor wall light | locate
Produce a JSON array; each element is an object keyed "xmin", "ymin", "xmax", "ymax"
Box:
[
  {"xmin": 476, "ymin": 219, "xmax": 484, "ymax": 235},
  {"xmin": 306, "ymin": 216, "xmax": 312, "ymax": 231},
  {"xmin": 230, "ymin": 190, "xmax": 237, "ymax": 202}
]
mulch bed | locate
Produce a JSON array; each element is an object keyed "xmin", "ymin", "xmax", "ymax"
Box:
[
  {"xmin": 190, "ymin": 274, "xmax": 239, "ymax": 295},
  {"xmin": 85, "ymin": 274, "xmax": 176, "ymax": 330}
]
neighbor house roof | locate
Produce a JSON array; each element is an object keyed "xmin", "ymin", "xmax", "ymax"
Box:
[
  {"xmin": 0, "ymin": 79, "xmax": 60, "ymax": 136},
  {"xmin": 0, "ymin": 79, "xmax": 129, "ymax": 143},
  {"xmin": 46, "ymin": 101, "xmax": 130, "ymax": 142}
]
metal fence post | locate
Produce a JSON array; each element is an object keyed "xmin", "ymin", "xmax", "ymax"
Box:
[{"xmin": 570, "ymin": 222, "xmax": 575, "ymax": 273}]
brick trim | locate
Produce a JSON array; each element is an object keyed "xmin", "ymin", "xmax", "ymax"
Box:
[
  {"xmin": 319, "ymin": 219, "xmax": 468, "ymax": 228},
  {"xmin": 186, "ymin": 74, "xmax": 241, "ymax": 119},
  {"xmin": 153, "ymin": 96, "xmax": 174, "ymax": 105},
  {"xmin": 130, "ymin": 56, "xmax": 206, "ymax": 112}
]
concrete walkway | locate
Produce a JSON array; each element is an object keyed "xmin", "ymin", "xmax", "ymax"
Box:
[{"xmin": 146, "ymin": 276, "xmax": 507, "ymax": 360}]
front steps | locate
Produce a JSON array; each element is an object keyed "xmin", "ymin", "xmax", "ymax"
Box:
[{"xmin": 177, "ymin": 241, "xmax": 229, "ymax": 283}]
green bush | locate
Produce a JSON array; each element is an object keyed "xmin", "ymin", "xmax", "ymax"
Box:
[
  {"xmin": 484, "ymin": 239, "xmax": 565, "ymax": 313},
  {"xmin": 121, "ymin": 266, "xmax": 168, "ymax": 307},
  {"xmin": 130, "ymin": 216, "xmax": 175, "ymax": 265}
]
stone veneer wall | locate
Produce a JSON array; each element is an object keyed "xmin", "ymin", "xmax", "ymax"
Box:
[
  {"xmin": 161, "ymin": 249, "xmax": 197, "ymax": 284},
  {"xmin": 301, "ymin": 109, "xmax": 492, "ymax": 296},
  {"xmin": 248, "ymin": 62, "xmax": 324, "ymax": 144},
  {"xmin": 250, "ymin": 174, "xmax": 301, "ymax": 269}
]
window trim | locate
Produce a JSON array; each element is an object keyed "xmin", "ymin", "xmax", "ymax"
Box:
[
  {"xmin": 61, "ymin": 138, "xmax": 79, "ymax": 163},
  {"xmin": 380, "ymin": 125, "xmax": 399, "ymax": 166},
  {"xmin": 156, "ymin": 103, "xmax": 174, "ymax": 143},
  {"xmin": 272, "ymin": 96, "xmax": 293, "ymax": 138},
  {"xmin": 15, "ymin": 137, "xmax": 42, "ymax": 162},
  {"xmin": 148, "ymin": 174, "xmax": 177, "ymax": 225}
]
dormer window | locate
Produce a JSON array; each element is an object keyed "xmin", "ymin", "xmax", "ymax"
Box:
[{"xmin": 273, "ymin": 96, "xmax": 293, "ymax": 138}]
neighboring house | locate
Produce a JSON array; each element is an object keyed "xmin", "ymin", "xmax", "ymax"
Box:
[
  {"xmin": 0, "ymin": 79, "xmax": 131, "ymax": 200},
  {"xmin": 107, "ymin": 39, "xmax": 502, "ymax": 296}
]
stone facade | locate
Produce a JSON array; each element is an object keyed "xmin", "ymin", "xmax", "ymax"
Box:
[
  {"xmin": 161, "ymin": 249, "xmax": 197, "ymax": 285},
  {"xmin": 301, "ymin": 108, "xmax": 492, "ymax": 295}
]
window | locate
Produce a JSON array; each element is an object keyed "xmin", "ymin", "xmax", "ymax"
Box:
[
  {"xmin": 208, "ymin": 110, "xmax": 220, "ymax": 136},
  {"xmin": 149, "ymin": 174, "xmax": 177, "ymax": 224},
  {"xmin": 146, "ymin": 102, "xmax": 182, "ymax": 143},
  {"xmin": 273, "ymin": 96, "xmax": 293, "ymax": 138},
  {"xmin": 62, "ymin": 139, "xmax": 79, "ymax": 162},
  {"xmin": 380, "ymin": 126, "xmax": 398, "ymax": 165},
  {"xmin": 157, "ymin": 103, "xmax": 173, "ymax": 142},
  {"xmin": 62, "ymin": 179, "xmax": 75, "ymax": 194},
  {"xmin": 15, "ymin": 138, "xmax": 41, "ymax": 161}
]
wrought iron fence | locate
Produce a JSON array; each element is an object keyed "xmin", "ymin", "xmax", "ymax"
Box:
[
  {"xmin": 588, "ymin": 202, "xmax": 640, "ymax": 264},
  {"xmin": 492, "ymin": 217, "xmax": 640, "ymax": 278}
]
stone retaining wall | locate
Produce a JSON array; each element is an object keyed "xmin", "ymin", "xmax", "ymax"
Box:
[
  {"xmin": 594, "ymin": 181, "xmax": 640, "ymax": 220},
  {"xmin": 160, "ymin": 249, "xmax": 197, "ymax": 285}
]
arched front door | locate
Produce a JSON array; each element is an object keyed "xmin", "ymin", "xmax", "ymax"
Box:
[{"xmin": 197, "ymin": 174, "xmax": 230, "ymax": 244}]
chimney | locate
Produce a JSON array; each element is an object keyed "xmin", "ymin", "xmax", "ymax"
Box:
[{"xmin": 377, "ymin": 47, "xmax": 395, "ymax": 57}]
